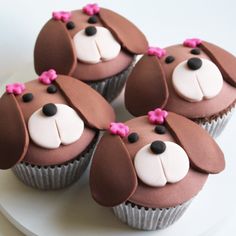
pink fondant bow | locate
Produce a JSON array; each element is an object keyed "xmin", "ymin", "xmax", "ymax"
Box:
[
  {"xmin": 38, "ymin": 69, "xmax": 57, "ymax": 85},
  {"xmin": 183, "ymin": 38, "xmax": 202, "ymax": 48},
  {"xmin": 147, "ymin": 47, "xmax": 166, "ymax": 59},
  {"xmin": 148, "ymin": 108, "xmax": 168, "ymax": 124},
  {"xmin": 109, "ymin": 122, "xmax": 129, "ymax": 137},
  {"xmin": 52, "ymin": 11, "xmax": 72, "ymax": 22},
  {"xmin": 82, "ymin": 3, "xmax": 100, "ymax": 16},
  {"xmin": 6, "ymin": 83, "xmax": 25, "ymax": 95}
]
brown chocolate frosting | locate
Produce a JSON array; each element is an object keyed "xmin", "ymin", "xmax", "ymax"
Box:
[
  {"xmin": 34, "ymin": 8, "xmax": 148, "ymax": 81},
  {"xmin": 90, "ymin": 113, "xmax": 225, "ymax": 208},
  {"xmin": 125, "ymin": 41, "xmax": 236, "ymax": 118},
  {"xmin": 0, "ymin": 75, "xmax": 115, "ymax": 168},
  {"xmin": 130, "ymin": 169, "xmax": 207, "ymax": 208},
  {"xmin": 24, "ymin": 128, "xmax": 96, "ymax": 166}
]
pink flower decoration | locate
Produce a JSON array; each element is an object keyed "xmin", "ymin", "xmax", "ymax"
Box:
[
  {"xmin": 183, "ymin": 38, "xmax": 202, "ymax": 48},
  {"xmin": 52, "ymin": 11, "xmax": 72, "ymax": 22},
  {"xmin": 82, "ymin": 3, "xmax": 100, "ymax": 16},
  {"xmin": 6, "ymin": 83, "xmax": 25, "ymax": 95},
  {"xmin": 109, "ymin": 122, "xmax": 129, "ymax": 138},
  {"xmin": 147, "ymin": 47, "xmax": 166, "ymax": 59},
  {"xmin": 38, "ymin": 69, "xmax": 57, "ymax": 85},
  {"xmin": 148, "ymin": 108, "xmax": 168, "ymax": 125}
]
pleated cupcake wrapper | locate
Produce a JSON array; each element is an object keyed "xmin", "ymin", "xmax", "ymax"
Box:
[
  {"xmin": 198, "ymin": 106, "xmax": 235, "ymax": 138},
  {"xmin": 113, "ymin": 200, "xmax": 192, "ymax": 231},
  {"xmin": 12, "ymin": 140, "xmax": 96, "ymax": 190},
  {"xmin": 87, "ymin": 63, "xmax": 134, "ymax": 102}
]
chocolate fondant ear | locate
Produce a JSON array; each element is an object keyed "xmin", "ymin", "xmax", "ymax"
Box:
[
  {"xmin": 166, "ymin": 112, "xmax": 225, "ymax": 174},
  {"xmin": 99, "ymin": 8, "xmax": 148, "ymax": 54},
  {"xmin": 55, "ymin": 75, "xmax": 115, "ymax": 130},
  {"xmin": 200, "ymin": 41, "xmax": 236, "ymax": 87},
  {"xmin": 0, "ymin": 93, "xmax": 29, "ymax": 169},
  {"xmin": 34, "ymin": 19, "xmax": 76, "ymax": 76},
  {"xmin": 90, "ymin": 133, "xmax": 137, "ymax": 207},
  {"xmin": 125, "ymin": 55, "xmax": 169, "ymax": 116}
]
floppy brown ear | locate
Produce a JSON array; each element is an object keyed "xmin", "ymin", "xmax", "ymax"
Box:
[
  {"xmin": 34, "ymin": 19, "xmax": 76, "ymax": 76},
  {"xmin": 55, "ymin": 75, "xmax": 115, "ymax": 130},
  {"xmin": 166, "ymin": 112, "xmax": 225, "ymax": 174},
  {"xmin": 200, "ymin": 41, "xmax": 236, "ymax": 87},
  {"xmin": 0, "ymin": 93, "xmax": 29, "ymax": 169},
  {"xmin": 125, "ymin": 55, "xmax": 169, "ymax": 116},
  {"xmin": 99, "ymin": 8, "xmax": 148, "ymax": 54},
  {"xmin": 90, "ymin": 133, "xmax": 137, "ymax": 207}
]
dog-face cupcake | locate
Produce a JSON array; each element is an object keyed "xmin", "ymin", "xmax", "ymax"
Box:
[
  {"xmin": 125, "ymin": 39, "xmax": 236, "ymax": 137},
  {"xmin": 34, "ymin": 3, "xmax": 148, "ymax": 101},
  {"xmin": 90, "ymin": 109, "xmax": 225, "ymax": 230},
  {"xmin": 0, "ymin": 71, "xmax": 115, "ymax": 190}
]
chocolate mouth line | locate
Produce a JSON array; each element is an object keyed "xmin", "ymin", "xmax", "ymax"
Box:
[
  {"xmin": 152, "ymin": 150, "xmax": 168, "ymax": 185},
  {"xmin": 54, "ymin": 119, "xmax": 62, "ymax": 145},
  {"xmin": 95, "ymin": 40, "xmax": 103, "ymax": 61},
  {"xmin": 160, "ymin": 161, "xmax": 168, "ymax": 185},
  {"xmin": 75, "ymin": 37, "xmax": 107, "ymax": 63},
  {"xmin": 195, "ymin": 73, "xmax": 205, "ymax": 98},
  {"xmin": 145, "ymin": 145, "xmax": 177, "ymax": 186},
  {"xmin": 94, "ymin": 36, "xmax": 118, "ymax": 62},
  {"xmin": 53, "ymin": 114, "xmax": 78, "ymax": 147}
]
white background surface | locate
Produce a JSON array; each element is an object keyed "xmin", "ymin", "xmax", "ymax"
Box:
[{"xmin": 0, "ymin": 0, "xmax": 236, "ymax": 235}]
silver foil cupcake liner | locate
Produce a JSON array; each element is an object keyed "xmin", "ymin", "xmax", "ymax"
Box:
[
  {"xmin": 12, "ymin": 138, "xmax": 97, "ymax": 190},
  {"xmin": 197, "ymin": 106, "xmax": 235, "ymax": 138},
  {"xmin": 87, "ymin": 63, "xmax": 134, "ymax": 102},
  {"xmin": 113, "ymin": 200, "xmax": 192, "ymax": 231}
]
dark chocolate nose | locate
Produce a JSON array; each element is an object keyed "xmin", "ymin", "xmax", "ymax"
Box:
[
  {"xmin": 187, "ymin": 57, "xmax": 202, "ymax": 70},
  {"xmin": 150, "ymin": 141, "xmax": 166, "ymax": 154},
  {"xmin": 85, "ymin": 26, "xmax": 97, "ymax": 36},
  {"xmin": 42, "ymin": 103, "xmax": 57, "ymax": 117}
]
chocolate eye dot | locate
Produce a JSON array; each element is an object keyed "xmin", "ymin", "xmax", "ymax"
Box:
[
  {"xmin": 85, "ymin": 26, "xmax": 97, "ymax": 36},
  {"xmin": 154, "ymin": 125, "xmax": 166, "ymax": 134},
  {"xmin": 190, "ymin": 48, "xmax": 201, "ymax": 55},
  {"xmin": 128, "ymin": 132, "xmax": 139, "ymax": 143},
  {"xmin": 66, "ymin": 21, "xmax": 75, "ymax": 30},
  {"xmin": 165, "ymin": 56, "xmax": 175, "ymax": 64},
  {"xmin": 22, "ymin": 93, "xmax": 33, "ymax": 103},
  {"xmin": 47, "ymin": 85, "xmax": 57, "ymax": 94},
  {"xmin": 88, "ymin": 16, "xmax": 98, "ymax": 24},
  {"xmin": 150, "ymin": 141, "xmax": 166, "ymax": 154}
]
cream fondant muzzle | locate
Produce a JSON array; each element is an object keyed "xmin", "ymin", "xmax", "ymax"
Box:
[
  {"xmin": 134, "ymin": 141, "xmax": 189, "ymax": 187},
  {"xmin": 172, "ymin": 58, "xmax": 223, "ymax": 102},
  {"xmin": 28, "ymin": 104, "xmax": 84, "ymax": 149},
  {"xmin": 73, "ymin": 26, "xmax": 121, "ymax": 64}
]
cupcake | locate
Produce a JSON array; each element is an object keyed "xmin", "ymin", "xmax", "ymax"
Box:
[
  {"xmin": 34, "ymin": 3, "xmax": 148, "ymax": 102},
  {"xmin": 90, "ymin": 109, "xmax": 225, "ymax": 230},
  {"xmin": 0, "ymin": 71, "xmax": 115, "ymax": 190},
  {"xmin": 125, "ymin": 39, "xmax": 236, "ymax": 137}
]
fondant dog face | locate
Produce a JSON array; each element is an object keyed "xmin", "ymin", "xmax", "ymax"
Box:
[
  {"xmin": 90, "ymin": 112, "xmax": 224, "ymax": 207},
  {"xmin": 34, "ymin": 7, "xmax": 148, "ymax": 78},
  {"xmin": 125, "ymin": 40, "xmax": 236, "ymax": 116},
  {"xmin": 0, "ymin": 75, "xmax": 115, "ymax": 169}
]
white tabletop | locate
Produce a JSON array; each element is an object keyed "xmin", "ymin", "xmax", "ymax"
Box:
[{"xmin": 0, "ymin": 0, "xmax": 236, "ymax": 235}]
